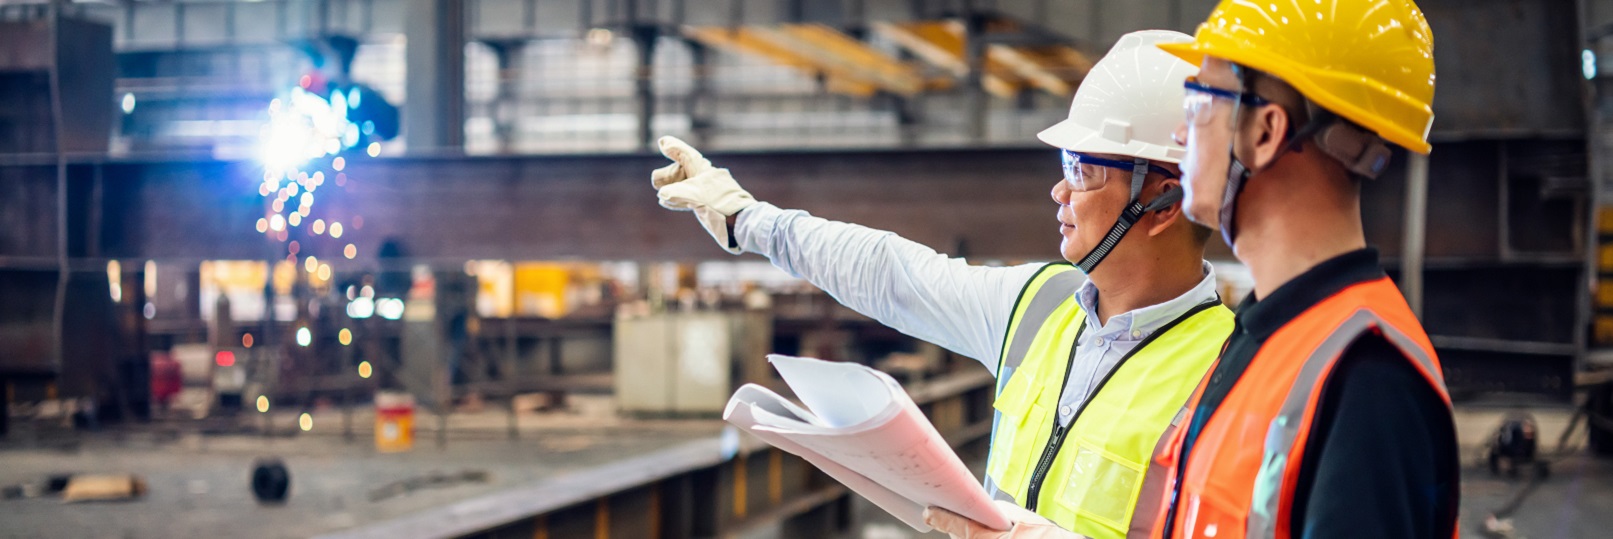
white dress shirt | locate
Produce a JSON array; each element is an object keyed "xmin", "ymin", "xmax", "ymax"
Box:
[{"xmin": 735, "ymin": 202, "xmax": 1220, "ymax": 425}]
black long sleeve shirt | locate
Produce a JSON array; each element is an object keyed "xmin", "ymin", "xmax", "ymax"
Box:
[{"xmin": 1172, "ymin": 249, "xmax": 1459, "ymax": 539}]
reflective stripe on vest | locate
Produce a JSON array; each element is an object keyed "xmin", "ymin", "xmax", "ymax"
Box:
[
  {"xmin": 986, "ymin": 264, "xmax": 1086, "ymax": 504},
  {"xmin": 1160, "ymin": 277, "xmax": 1456, "ymax": 539},
  {"xmin": 986, "ymin": 263, "xmax": 1233, "ymax": 539}
]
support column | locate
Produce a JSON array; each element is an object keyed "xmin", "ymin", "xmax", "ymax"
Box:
[
  {"xmin": 484, "ymin": 40, "xmax": 526, "ymax": 154},
  {"xmin": 963, "ymin": 10, "xmax": 987, "ymax": 143},
  {"xmin": 1401, "ymin": 151, "xmax": 1430, "ymax": 317},
  {"xmin": 686, "ymin": 42, "xmax": 713, "ymax": 147},
  {"xmin": 632, "ymin": 24, "xmax": 660, "ymax": 152},
  {"xmin": 403, "ymin": 0, "xmax": 466, "ymax": 153}
]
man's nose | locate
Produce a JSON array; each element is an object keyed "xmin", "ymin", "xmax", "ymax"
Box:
[
  {"xmin": 1051, "ymin": 177, "xmax": 1072, "ymax": 205},
  {"xmin": 1172, "ymin": 123, "xmax": 1188, "ymax": 146}
]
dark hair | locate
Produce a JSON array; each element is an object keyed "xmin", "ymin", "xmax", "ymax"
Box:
[
  {"xmin": 1237, "ymin": 66, "xmax": 1377, "ymax": 183},
  {"xmin": 1237, "ymin": 67, "xmax": 1309, "ymax": 140},
  {"xmin": 1189, "ymin": 222, "xmax": 1214, "ymax": 246}
]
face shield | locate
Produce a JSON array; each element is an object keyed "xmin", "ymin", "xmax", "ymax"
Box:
[{"xmin": 1179, "ymin": 76, "xmax": 1269, "ymax": 244}]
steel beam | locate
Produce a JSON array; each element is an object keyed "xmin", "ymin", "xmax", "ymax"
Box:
[{"xmin": 403, "ymin": 0, "xmax": 466, "ymax": 153}]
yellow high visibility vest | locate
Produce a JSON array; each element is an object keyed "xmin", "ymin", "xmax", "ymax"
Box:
[{"xmin": 984, "ymin": 264, "xmax": 1232, "ymax": 539}]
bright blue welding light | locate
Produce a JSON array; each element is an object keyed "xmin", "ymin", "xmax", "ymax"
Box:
[
  {"xmin": 256, "ymin": 86, "xmax": 362, "ymax": 173},
  {"xmin": 1585, "ymin": 49, "xmax": 1598, "ymax": 80}
]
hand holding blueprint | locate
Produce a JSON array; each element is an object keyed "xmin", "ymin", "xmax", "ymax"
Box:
[{"xmin": 722, "ymin": 354, "xmax": 1010, "ymax": 532}]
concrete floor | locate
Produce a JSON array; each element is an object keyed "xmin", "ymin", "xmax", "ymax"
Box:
[
  {"xmin": 1448, "ymin": 407, "xmax": 1613, "ymax": 539},
  {"xmin": 0, "ymin": 405, "xmax": 725, "ymax": 539},
  {"xmin": 1, "ymin": 405, "xmax": 1610, "ymax": 539}
]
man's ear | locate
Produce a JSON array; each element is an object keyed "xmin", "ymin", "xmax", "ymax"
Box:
[
  {"xmin": 1246, "ymin": 103, "xmax": 1291, "ymax": 170},
  {"xmin": 1145, "ymin": 179, "xmax": 1184, "ymax": 238}
]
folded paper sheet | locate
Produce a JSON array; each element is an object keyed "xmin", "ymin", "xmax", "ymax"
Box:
[{"xmin": 723, "ymin": 354, "xmax": 1010, "ymax": 532}]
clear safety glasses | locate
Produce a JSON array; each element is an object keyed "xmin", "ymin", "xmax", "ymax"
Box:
[
  {"xmin": 1061, "ymin": 150, "xmax": 1178, "ymax": 192},
  {"xmin": 1183, "ymin": 77, "xmax": 1269, "ymax": 127}
]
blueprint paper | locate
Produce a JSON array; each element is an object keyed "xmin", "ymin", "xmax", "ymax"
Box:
[{"xmin": 722, "ymin": 354, "xmax": 1010, "ymax": 532}]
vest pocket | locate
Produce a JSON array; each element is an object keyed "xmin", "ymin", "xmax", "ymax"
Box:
[
  {"xmin": 1057, "ymin": 439, "xmax": 1146, "ymax": 534},
  {"xmin": 987, "ymin": 401, "xmax": 1047, "ymax": 497}
]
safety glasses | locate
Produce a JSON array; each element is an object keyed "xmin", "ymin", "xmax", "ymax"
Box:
[
  {"xmin": 1183, "ymin": 77, "xmax": 1269, "ymax": 127},
  {"xmin": 1061, "ymin": 150, "xmax": 1177, "ymax": 192}
]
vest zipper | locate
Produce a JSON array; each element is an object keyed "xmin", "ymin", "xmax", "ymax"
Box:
[
  {"xmin": 1023, "ymin": 332, "xmax": 1082, "ymax": 512},
  {"xmin": 1023, "ymin": 421, "xmax": 1072, "ymax": 511},
  {"xmin": 1021, "ymin": 300, "xmax": 1221, "ymax": 513}
]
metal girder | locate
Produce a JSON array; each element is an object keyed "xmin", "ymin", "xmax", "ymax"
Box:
[
  {"xmin": 768, "ymin": 24, "xmax": 925, "ymax": 96},
  {"xmin": 682, "ymin": 26, "xmax": 879, "ymax": 97},
  {"xmin": 869, "ymin": 18, "xmax": 1093, "ymax": 99},
  {"xmin": 683, "ymin": 24, "xmax": 923, "ymax": 97},
  {"xmin": 985, "ymin": 44, "xmax": 1090, "ymax": 97},
  {"xmin": 402, "ymin": 0, "xmax": 466, "ymax": 152},
  {"xmin": 870, "ymin": 20, "xmax": 970, "ymax": 77},
  {"xmin": 871, "ymin": 20, "xmax": 1023, "ymax": 98},
  {"xmin": 681, "ymin": 26, "xmax": 817, "ymax": 70}
]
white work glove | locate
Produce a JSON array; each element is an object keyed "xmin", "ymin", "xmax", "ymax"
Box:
[
  {"xmin": 651, "ymin": 136, "xmax": 757, "ymax": 254},
  {"xmin": 923, "ymin": 501, "xmax": 1086, "ymax": 539}
]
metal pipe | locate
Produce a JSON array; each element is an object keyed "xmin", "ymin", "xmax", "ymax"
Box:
[{"xmin": 1402, "ymin": 151, "xmax": 1430, "ymax": 318}]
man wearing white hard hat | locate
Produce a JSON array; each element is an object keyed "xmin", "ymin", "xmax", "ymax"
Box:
[{"xmin": 650, "ymin": 31, "xmax": 1230, "ymax": 539}]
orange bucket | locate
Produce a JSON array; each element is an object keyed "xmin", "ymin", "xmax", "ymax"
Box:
[{"xmin": 374, "ymin": 392, "xmax": 415, "ymax": 452}]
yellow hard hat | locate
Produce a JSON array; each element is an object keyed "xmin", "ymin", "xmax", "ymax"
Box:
[{"xmin": 1158, "ymin": 0, "xmax": 1436, "ymax": 154}]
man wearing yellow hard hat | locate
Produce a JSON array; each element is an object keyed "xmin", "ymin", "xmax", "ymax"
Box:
[{"xmin": 1136, "ymin": 1, "xmax": 1460, "ymax": 538}]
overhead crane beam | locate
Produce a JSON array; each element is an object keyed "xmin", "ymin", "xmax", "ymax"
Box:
[
  {"xmin": 873, "ymin": 19, "xmax": 1093, "ymax": 99},
  {"xmin": 683, "ymin": 25, "xmax": 922, "ymax": 98},
  {"xmin": 750, "ymin": 24, "xmax": 925, "ymax": 96},
  {"xmin": 869, "ymin": 20, "xmax": 970, "ymax": 77},
  {"xmin": 986, "ymin": 44, "xmax": 1093, "ymax": 98},
  {"xmin": 683, "ymin": 26, "xmax": 879, "ymax": 97},
  {"xmin": 870, "ymin": 20, "xmax": 1023, "ymax": 99}
]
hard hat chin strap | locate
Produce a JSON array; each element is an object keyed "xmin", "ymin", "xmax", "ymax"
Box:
[
  {"xmin": 1219, "ymin": 90, "xmax": 1253, "ymax": 249},
  {"xmin": 1218, "ymin": 157, "xmax": 1251, "ymax": 248},
  {"xmin": 1075, "ymin": 159, "xmax": 1183, "ymax": 274}
]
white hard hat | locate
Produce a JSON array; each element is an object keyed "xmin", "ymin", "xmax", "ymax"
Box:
[{"xmin": 1037, "ymin": 30, "xmax": 1198, "ymax": 164}]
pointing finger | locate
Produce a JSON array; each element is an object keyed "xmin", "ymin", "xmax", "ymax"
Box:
[{"xmin": 657, "ymin": 136, "xmax": 714, "ymax": 176}]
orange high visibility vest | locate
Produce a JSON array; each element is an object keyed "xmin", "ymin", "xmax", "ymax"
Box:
[{"xmin": 1144, "ymin": 277, "xmax": 1457, "ymax": 539}]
